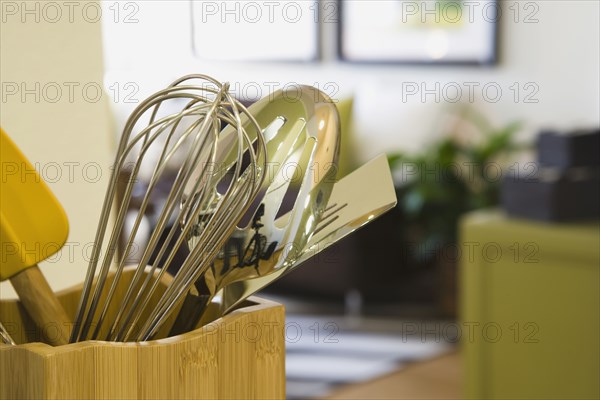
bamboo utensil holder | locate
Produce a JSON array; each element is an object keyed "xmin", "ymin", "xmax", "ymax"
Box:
[{"xmin": 0, "ymin": 269, "xmax": 285, "ymax": 399}]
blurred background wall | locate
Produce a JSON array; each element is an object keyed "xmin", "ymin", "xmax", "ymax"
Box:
[{"xmin": 102, "ymin": 0, "xmax": 599, "ymax": 163}]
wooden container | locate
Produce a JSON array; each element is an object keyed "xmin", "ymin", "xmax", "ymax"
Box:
[{"xmin": 0, "ymin": 269, "xmax": 285, "ymax": 399}]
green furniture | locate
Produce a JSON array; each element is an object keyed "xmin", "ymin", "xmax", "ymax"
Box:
[{"xmin": 460, "ymin": 210, "xmax": 599, "ymax": 399}]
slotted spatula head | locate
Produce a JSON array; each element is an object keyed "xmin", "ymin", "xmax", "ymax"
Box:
[{"xmin": 0, "ymin": 128, "xmax": 69, "ymax": 280}]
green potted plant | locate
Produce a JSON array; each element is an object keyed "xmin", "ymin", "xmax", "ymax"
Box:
[{"xmin": 388, "ymin": 109, "xmax": 522, "ymax": 315}]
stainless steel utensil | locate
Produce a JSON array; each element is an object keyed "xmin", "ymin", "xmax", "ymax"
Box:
[
  {"xmin": 0, "ymin": 322, "xmax": 16, "ymax": 345},
  {"xmin": 71, "ymin": 73, "xmax": 395, "ymax": 342},
  {"xmin": 202, "ymin": 154, "xmax": 397, "ymax": 323},
  {"xmin": 70, "ymin": 74, "xmax": 266, "ymax": 342},
  {"xmin": 168, "ymin": 85, "xmax": 341, "ymax": 335}
]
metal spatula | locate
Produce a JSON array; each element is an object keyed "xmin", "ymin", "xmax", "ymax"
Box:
[
  {"xmin": 0, "ymin": 128, "xmax": 72, "ymax": 345},
  {"xmin": 209, "ymin": 154, "xmax": 397, "ymax": 321}
]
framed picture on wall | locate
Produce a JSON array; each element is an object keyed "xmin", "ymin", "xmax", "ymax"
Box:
[
  {"xmin": 338, "ymin": 0, "xmax": 498, "ymax": 65},
  {"xmin": 191, "ymin": 0, "xmax": 320, "ymax": 62}
]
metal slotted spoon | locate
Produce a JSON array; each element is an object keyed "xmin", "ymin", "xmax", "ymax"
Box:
[{"xmin": 168, "ymin": 85, "xmax": 341, "ymax": 335}]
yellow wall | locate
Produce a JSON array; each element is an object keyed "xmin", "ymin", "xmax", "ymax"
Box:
[{"xmin": 1, "ymin": 1, "xmax": 113, "ymax": 297}]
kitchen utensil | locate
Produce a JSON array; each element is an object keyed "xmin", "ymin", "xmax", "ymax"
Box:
[
  {"xmin": 70, "ymin": 75, "xmax": 266, "ymax": 342},
  {"xmin": 0, "ymin": 128, "xmax": 72, "ymax": 346},
  {"xmin": 202, "ymin": 154, "xmax": 397, "ymax": 324},
  {"xmin": 0, "ymin": 322, "xmax": 16, "ymax": 345},
  {"xmin": 122, "ymin": 81, "xmax": 268, "ymax": 342},
  {"xmin": 168, "ymin": 85, "xmax": 341, "ymax": 335}
]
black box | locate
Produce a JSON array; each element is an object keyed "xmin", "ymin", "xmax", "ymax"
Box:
[
  {"xmin": 502, "ymin": 171, "xmax": 600, "ymax": 222},
  {"xmin": 538, "ymin": 129, "xmax": 600, "ymax": 169}
]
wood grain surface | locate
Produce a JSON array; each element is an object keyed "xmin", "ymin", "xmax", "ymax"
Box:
[
  {"xmin": 325, "ymin": 352, "xmax": 461, "ymax": 400},
  {"xmin": 0, "ymin": 268, "xmax": 285, "ymax": 399}
]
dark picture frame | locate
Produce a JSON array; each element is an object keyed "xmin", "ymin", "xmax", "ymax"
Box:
[
  {"xmin": 338, "ymin": 0, "xmax": 498, "ymax": 65},
  {"xmin": 191, "ymin": 0, "xmax": 321, "ymax": 62}
]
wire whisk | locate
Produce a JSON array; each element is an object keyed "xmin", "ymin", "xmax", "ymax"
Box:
[{"xmin": 70, "ymin": 74, "xmax": 266, "ymax": 342}]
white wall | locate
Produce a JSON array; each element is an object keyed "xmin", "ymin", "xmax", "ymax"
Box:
[
  {"xmin": 103, "ymin": 1, "xmax": 600, "ymax": 165},
  {"xmin": 1, "ymin": 1, "xmax": 113, "ymax": 297}
]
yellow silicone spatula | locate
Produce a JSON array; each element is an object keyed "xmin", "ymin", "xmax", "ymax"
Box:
[{"xmin": 0, "ymin": 128, "xmax": 71, "ymax": 345}]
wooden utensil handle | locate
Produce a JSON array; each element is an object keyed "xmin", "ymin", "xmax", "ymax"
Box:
[{"xmin": 10, "ymin": 265, "xmax": 71, "ymax": 346}]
